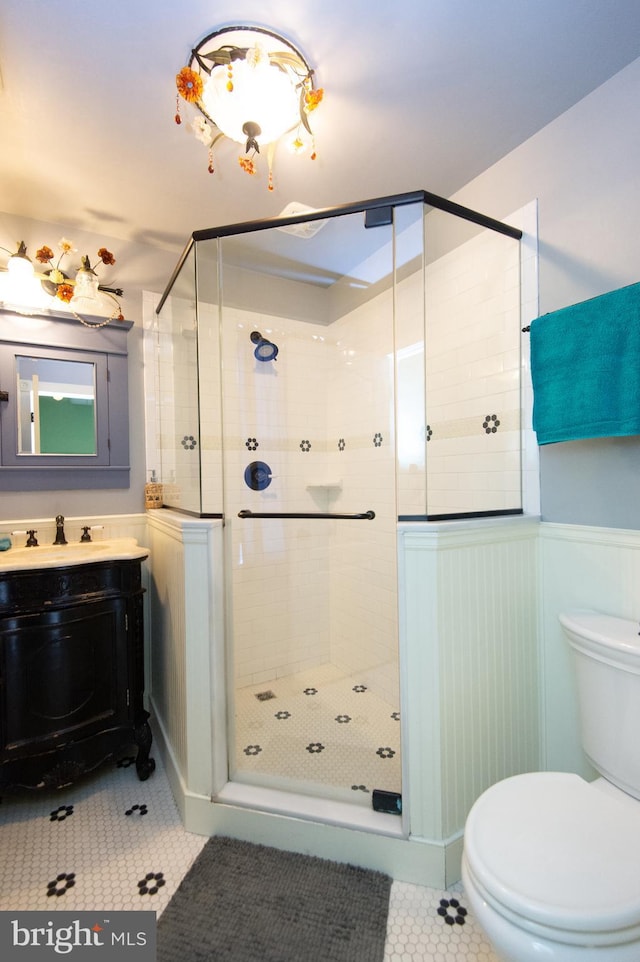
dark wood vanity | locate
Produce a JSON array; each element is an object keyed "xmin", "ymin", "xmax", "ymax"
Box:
[{"xmin": 0, "ymin": 552, "xmax": 154, "ymax": 792}]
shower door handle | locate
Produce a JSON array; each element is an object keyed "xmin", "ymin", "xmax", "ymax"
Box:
[{"xmin": 238, "ymin": 509, "xmax": 375, "ymax": 520}]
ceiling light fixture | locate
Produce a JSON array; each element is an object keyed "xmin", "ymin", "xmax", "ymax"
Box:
[
  {"xmin": 0, "ymin": 239, "xmax": 124, "ymax": 328},
  {"xmin": 175, "ymin": 25, "xmax": 323, "ymax": 190}
]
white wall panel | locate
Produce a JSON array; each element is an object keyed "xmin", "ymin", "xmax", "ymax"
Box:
[
  {"xmin": 146, "ymin": 510, "xmax": 223, "ymax": 796},
  {"xmin": 401, "ymin": 518, "xmax": 539, "ymax": 841}
]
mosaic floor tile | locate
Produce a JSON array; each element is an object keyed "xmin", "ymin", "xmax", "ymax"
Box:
[
  {"xmin": 384, "ymin": 882, "xmax": 500, "ymax": 961},
  {"xmin": 0, "ymin": 751, "xmax": 206, "ymax": 915},
  {"xmin": 0, "ymin": 727, "xmax": 499, "ymax": 960},
  {"xmin": 234, "ymin": 663, "xmax": 402, "ymax": 803}
]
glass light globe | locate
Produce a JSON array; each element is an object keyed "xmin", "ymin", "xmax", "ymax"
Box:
[
  {"xmin": 73, "ymin": 268, "xmax": 100, "ymax": 300},
  {"xmin": 202, "ymin": 58, "xmax": 300, "ymax": 146},
  {"xmin": 70, "ymin": 268, "xmax": 106, "ymax": 318},
  {"xmin": 7, "ymin": 253, "xmax": 33, "ymax": 281},
  {"xmin": 1, "ymin": 250, "xmax": 50, "ymax": 311}
]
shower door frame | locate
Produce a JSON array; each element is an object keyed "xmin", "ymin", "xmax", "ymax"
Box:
[{"xmin": 215, "ymin": 205, "xmax": 404, "ymax": 817}]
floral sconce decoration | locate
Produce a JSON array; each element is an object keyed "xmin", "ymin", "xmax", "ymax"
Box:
[
  {"xmin": 174, "ymin": 25, "xmax": 323, "ymax": 190},
  {"xmin": 0, "ymin": 237, "xmax": 124, "ymax": 328}
]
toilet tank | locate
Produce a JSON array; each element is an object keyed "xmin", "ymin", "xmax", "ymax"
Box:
[{"xmin": 560, "ymin": 610, "xmax": 640, "ymax": 800}]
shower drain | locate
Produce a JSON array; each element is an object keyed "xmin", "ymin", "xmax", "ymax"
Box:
[{"xmin": 255, "ymin": 690, "xmax": 277, "ymax": 702}]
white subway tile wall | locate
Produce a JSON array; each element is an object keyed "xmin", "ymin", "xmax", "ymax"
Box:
[
  {"xmin": 156, "ymin": 293, "xmax": 201, "ymax": 512},
  {"xmin": 221, "ymin": 310, "xmax": 337, "ymax": 689},
  {"xmin": 326, "ymin": 291, "xmax": 399, "ymax": 705},
  {"xmin": 422, "ymin": 226, "xmax": 521, "ymax": 517}
]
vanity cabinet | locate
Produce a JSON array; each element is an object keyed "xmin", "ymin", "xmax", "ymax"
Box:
[{"xmin": 0, "ymin": 557, "xmax": 154, "ymax": 791}]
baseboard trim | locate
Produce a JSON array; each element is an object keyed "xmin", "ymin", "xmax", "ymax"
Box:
[{"xmin": 151, "ymin": 716, "xmax": 460, "ymax": 887}]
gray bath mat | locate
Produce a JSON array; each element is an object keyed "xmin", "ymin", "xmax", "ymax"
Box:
[{"xmin": 157, "ymin": 835, "xmax": 391, "ymax": 961}]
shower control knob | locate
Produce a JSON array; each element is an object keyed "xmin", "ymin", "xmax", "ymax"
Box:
[{"xmin": 244, "ymin": 461, "xmax": 273, "ymax": 491}]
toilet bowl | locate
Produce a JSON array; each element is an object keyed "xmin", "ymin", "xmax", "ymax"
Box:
[
  {"xmin": 462, "ymin": 771, "xmax": 640, "ymax": 961},
  {"xmin": 462, "ymin": 610, "xmax": 640, "ymax": 962}
]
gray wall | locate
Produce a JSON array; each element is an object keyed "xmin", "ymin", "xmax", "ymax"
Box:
[{"xmin": 453, "ymin": 56, "xmax": 640, "ymax": 529}]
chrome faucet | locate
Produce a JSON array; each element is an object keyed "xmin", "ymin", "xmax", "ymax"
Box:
[{"xmin": 53, "ymin": 515, "xmax": 67, "ymax": 545}]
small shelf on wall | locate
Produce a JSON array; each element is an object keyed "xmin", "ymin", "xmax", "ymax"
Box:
[{"xmin": 306, "ymin": 481, "xmax": 343, "ymax": 491}]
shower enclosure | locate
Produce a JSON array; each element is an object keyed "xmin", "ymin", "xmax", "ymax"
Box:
[{"xmin": 154, "ymin": 191, "xmax": 522, "ymax": 814}]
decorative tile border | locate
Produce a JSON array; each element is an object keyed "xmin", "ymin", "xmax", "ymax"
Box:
[{"xmin": 176, "ymin": 411, "xmax": 521, "ymax": 456}]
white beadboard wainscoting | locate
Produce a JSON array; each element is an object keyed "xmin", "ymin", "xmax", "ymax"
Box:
[
  {"xmin": 0, "ymin": 512, "xmax": 148, "ymax": 550},
  {"xmin": 399, "ymin": 517, "xmax": 540, "ymax": 846},
  {"xmin": 145, "ymin": 510, "xmax": 541, "ymax": 886},
  {"xmin": 145, "ymin": 510, "xmax": 225, "ymax": 811}
]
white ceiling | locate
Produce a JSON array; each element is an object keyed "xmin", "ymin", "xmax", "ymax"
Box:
[{"xmin": 1, "ymin": 0, "xmax": 640, "ymax": 280}]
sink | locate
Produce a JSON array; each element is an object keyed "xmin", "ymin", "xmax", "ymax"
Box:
[{"xmin": 0, "ymin": 537, "xmax": 149, "ymax": 572}]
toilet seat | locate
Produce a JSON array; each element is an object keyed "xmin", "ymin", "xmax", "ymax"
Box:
[{"xmin": 464, "ymin": 772, "xmax": 640, "ymax": 947}]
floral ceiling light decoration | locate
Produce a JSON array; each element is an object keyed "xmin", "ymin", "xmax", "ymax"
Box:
[
  {"xmin": 175, "ymin": 25, "xmax": 323, "ymax": 190},
  {"xmin": 0, "ymin": 238, "xmax": 124, "ymax": 328}
]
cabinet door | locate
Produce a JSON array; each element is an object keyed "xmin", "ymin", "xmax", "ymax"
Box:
[{"xmin": 1, "ymin": 598, "xmax": 129, "ymax": 755}]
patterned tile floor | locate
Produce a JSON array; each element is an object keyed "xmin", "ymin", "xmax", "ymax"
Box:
[
  {"xmin": 234, "ymin": 664, "xmax": 402, "ymax": 803},
  {"xmin": 0, "ymin": 743, "xmax": 499, "ymax": 960}
]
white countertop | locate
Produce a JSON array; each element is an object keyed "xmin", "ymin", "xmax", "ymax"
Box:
[{"xmin": 0, "ymin": 537, "xmax": 149, "ymax": 573}]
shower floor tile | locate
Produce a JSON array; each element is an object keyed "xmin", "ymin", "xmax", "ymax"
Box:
[{"xmin": 234, "ymin": 664, "xmax": 401, "ymax": 803}]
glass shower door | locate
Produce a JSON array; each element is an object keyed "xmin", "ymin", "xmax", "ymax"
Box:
[{"xmin": 218, "ymin": 208, "xmax": 404, "ymax": 808}]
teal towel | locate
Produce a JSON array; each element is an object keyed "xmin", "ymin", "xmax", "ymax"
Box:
[
  {"xmin": 0, "ymin": 537, "xmax": 10, "ymax": 551},
  {"xmin": 530, "ymin": 281, "xmax": 640, "ymax": 445}
]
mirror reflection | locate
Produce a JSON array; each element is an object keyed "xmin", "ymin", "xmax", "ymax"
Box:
[{"xmin": 16, "ymin": 355, "xmax": 97, "ymax": 455}]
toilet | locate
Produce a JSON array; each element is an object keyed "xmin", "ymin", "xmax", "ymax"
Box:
[{"xmin": 462, "ymin": 610, "xmax": 640, "ymax": 961}]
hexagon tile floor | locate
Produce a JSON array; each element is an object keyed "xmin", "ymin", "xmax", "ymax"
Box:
[
  {"xmin": 234, "ymin": 663, "xmax": 402, "ymax": 802},
  {"xmin": 0, "ymin": 748, "xmax": 499, "ymax": 961}
]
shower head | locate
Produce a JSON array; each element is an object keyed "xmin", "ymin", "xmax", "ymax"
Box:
[{"xmin": 250, "ymin": 330, "xmax": 279, "ymax": 362}]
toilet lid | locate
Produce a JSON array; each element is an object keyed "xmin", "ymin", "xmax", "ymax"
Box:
[{"xmin": 464, "ymin": 772, "xmax": 640, "ymax": 937}]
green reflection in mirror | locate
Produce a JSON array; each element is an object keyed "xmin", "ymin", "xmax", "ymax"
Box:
[{"xmin": 16, "ymin": 355, "xmax": 97, "ymax": 455}]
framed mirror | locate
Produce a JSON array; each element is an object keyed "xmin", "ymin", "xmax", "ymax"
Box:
[{"xmin": 0, "ymin": 310, "xmax": 132, "ymax": 491}]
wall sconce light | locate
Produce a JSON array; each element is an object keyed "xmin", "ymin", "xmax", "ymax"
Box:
[
  {"xmin": 175, "ymin": 25, "xmax": 323, "ymax": 190},
  {"xmin": 0, "ymin": 241, "xmax": 51, "ymax": 312},
  {"xmin": 0, "ymin": 239, "xmax": 125, "ymax": 328}
]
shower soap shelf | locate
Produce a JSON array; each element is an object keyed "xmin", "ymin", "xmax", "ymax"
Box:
[{"xmin": 306, "ymin": 481, "xmax": 342, "ymax": 490}]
